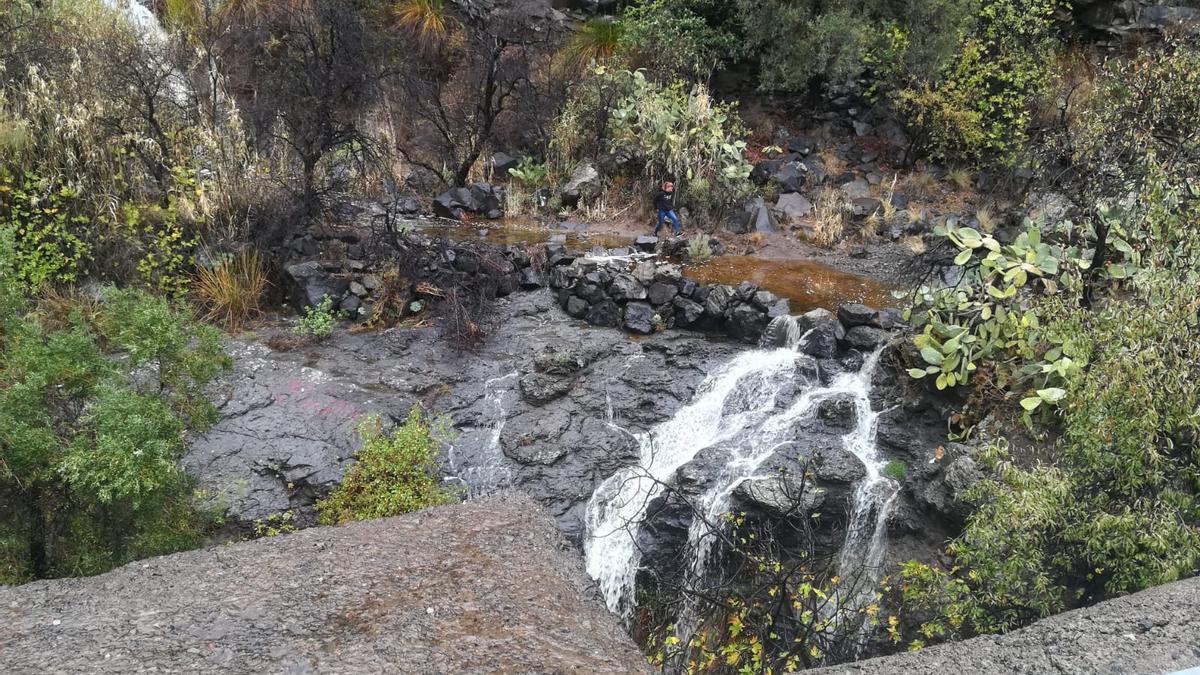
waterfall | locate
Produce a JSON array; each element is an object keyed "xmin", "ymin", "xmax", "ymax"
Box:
[
  {"xmin": 584, "ymin": 316, "xmax": 900, "ymax": 638},
  {"xmin": 102, "ymin": 0, "xmax": 169, "ymax": 42},
  {"xmin": 448, "ymin": 372, "xmax": 517, "ymax": 499}
]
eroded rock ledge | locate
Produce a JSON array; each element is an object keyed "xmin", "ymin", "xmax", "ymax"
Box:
[
  {"xmin": 0, "ymin": 495, "xmax": 648, "ymax": 675},
  {"xmin": 814, "ymin": 574, "xmax": 1200, "ymax": 675}
]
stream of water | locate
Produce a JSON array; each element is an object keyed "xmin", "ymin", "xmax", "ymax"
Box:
[
  {"xmin": 584, "ymin": 317, "xmax": 900, "ymax": 640},
  {"xmin": 447, "ymin": 371, "xmax": 518, "ymax": 499}
]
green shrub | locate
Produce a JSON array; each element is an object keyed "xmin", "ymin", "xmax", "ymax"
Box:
[
  {"xmin": 618, "ymin": 0, "xmax": 740, "ymax": 80},
  {"xmin": 891, "ymin": 0, "xmax": 1057, "ymax": 163},
  {"xmin": 604, "ymin": 69, "xmax": 752, "ymax": 213},
  {"xmin": 0, "ymin": 270, "xmax": 230, "ymax": 581},
  {"xmin": 882, "ymin": 460, "xmax": 907, "ymax": 481},
  {"xmin": 737, "ymin": 0, "xmax": 978, "ymax": 92},
  {"xmin": 294, "ymin": 296, "xmax": 338, "ymax": 340},
  {"xmin": 893, "ymin": 169, "xmax": 1200, "ymax": 646},
  {"xmin": 317, "ymin": 409, "xmax": 455, "ymax": 525}
]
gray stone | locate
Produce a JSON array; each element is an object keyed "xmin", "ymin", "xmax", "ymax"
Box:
[
  {"xmin": 623, "ymin": 302, "xmax": 656, "ymax": 334},
  {"xmin": 775, "ymin": 193, "xmax": 813, "ymax": 224},
  {"xmin": 565, "ymin": 295, "xmax": 589, "ymax": 318},
  {"xmin": 726, "ymin": 303, "xmax": 767, "ymax": 342},
  {"xmin": 838, "ymin": 303, "xmax": 879, "ymax": 328},
  {"xmin": 560, "ymin": 160, "xmax": 601, "ymax": 208},
  {"xmin": 845, "ymin": 325, "xmax": 890, "ymax": 351},
  {"xmin": 796, "ymin": 308, "xmax": 841, "ymax": 359},
  {"xmin": 647, "ymin": 282, "xmax": 678, "ymax": 306},
  {"xmin": 841, "ymin": 178, "xmax": 872, "ymax": 200},
  {"xmin": 608, "ymin": 274, "xmax": 647, "ymax": 301},
  {"xmin": 634, "ymin": 235, "xmax": 658, "ymax": 252},
  {"xmin": 0, "ymin": 496, "xmax": 649, "ymax": 675},
  {"xmin": 813, "ymin": 445, "xmax": 867, "ymax": 484},
  {"xmin": 704, "ymin": 284, "xmax": 736, "ymax": 317},
  {"xmin": 585, "ymin": 299, "xmax": 621, "ymax": 328},
  {"xmin": 672, "ymin": 296, "xmax": 704, "ymax": 326},
  {"xmin": 284, "ymin": 261, "xmax": 349, "ymax": 310},
  {"xmin": 733, "ymin": 471, "xmax": 826, "ymax": 518}
]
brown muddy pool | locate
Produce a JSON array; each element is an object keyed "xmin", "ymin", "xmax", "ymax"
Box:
[{"xmin": 685, "ymin": 256, "xmax": 897, "ymax": 313}]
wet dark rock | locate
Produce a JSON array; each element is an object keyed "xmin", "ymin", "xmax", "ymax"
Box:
[
  {"xmin": 672, "ymin": 296, "xmax": 704, "ymax": 326},
  {"xmin": 609, "ymin": 273, "xmax": 647, "ymax": 301},
  {"xmin": 838, "ymin": 303, "xmax": 879, "ymax": 328},
  {"xmin": 647, "ymin": 282, "xmax": 678, "ymax": 306},
  {"xmin": 565, "ymin": 296, "xmax": 589, "ymax": 318},
  {"xmin": 623, "ymin": 301, "xmax": 656, "ymax": 334},
  {"xmin": 813, "ymin": 445, "xmax": 867, "ymax": 484},
  {"xmin": 704, "ymin": 284, "xmax": 736, "ymax": 317},
  {"xmin": 734, "ymin": 471, "xmax": 826, "ymax": 518},
  {"xmin": 771, "ymin": 162, "xmax": 807, "ymax": 194},
  {"xmin": 914, "ymin": 453, "xmax": 983, "ymax": 525},
  {"xmin": 635, "ymin": 235, "xmax": 658, "ymax": 252},
  {"xmin": 726, "ymin": 303, "xmax": 768, "ymax": 343},
  {"xmin": 797, "ymin": 308, "xmax": 842, "ymax": 359},
  {"xmin": 817, "ymin": 395, "xmax": 856, "ymax": 428},
  {"xmin": 845, "ymin": 325, "xmax": 890, "ymax": 351},
  {"xmin": 284, "ymin": 261, "xmax": 349, "ymax": 310},
  {"xmin": 585, "ymin": 299, "xmax": 622, "ymax": 328}
]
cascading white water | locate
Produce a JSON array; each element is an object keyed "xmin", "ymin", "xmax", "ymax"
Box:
[
  {"xmin": 584, "ymin": 316, "xmax": 900, "ymax": 637},
  {"xmin": 584, "ymin": 348, "xmax": 803, "ymax": 617},
  {"xmin": 448, "ymin": 372, "xmax": 517, "ymax": 499},
  {"xmin": 103, "ymin": 0, "xmax": 169, "ymax": 42}
]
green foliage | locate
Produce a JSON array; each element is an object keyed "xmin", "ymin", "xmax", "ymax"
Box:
[
  {"xmin": 891, "ymin": 0, "xmax": 1057, "ymax": 163},
  {"xmin": 882, "ymin": 460, "xmax": 908, "ymax": 481},
  {"xmin": 507, "ymin": 158, "xmax": 549, "ymax": 187},
  {"xmin": 294, "ymin": 297, "xmax": 338, "ymax": 340},
  {"xmin": 561, "ymin": 18, "xmax": 624, "ymax": 69},
  {"xmin": 618, "ymin": 0, "xmax": 740, "ymax": 80},
  {"xmin": 0, "ymin": 276, "xmax": 230, "ymax": 581},
  {"xmin": 0, "ymin": 171, "xmax": 91, "ymax": 291},
  {"xmin": 253, "ymin": 511, "xmax": 298, "ymax": 538},
  {"xmin": 605, "ymin": 69, "xmax": 752, "ymax": 213},
  {"xmin": 317, "ymin": 409, "xmax": 455, "ymax": 525},
  {"xmin": 738, "ymin": 0, "xmax": 978, "ymax": 92},
  {"xmin": 895, "ymin": 169, "xmax": 1200, "ymax": 645}
]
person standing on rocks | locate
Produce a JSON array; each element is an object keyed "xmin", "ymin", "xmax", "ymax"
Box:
[{"xmin": 653, "ymin": 181, "xmax": 683, "ymax": 237}]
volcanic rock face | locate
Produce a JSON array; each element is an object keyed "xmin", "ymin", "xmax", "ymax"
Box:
[
  {"xmin": 186, "ymin": 290, "xmax": 744, "ymax": 535},
  {"xmin": 0, "ymin": 495, "xmax": 649, "ymax": 674}
]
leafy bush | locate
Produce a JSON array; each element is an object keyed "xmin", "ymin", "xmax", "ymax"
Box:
[
  {"xmin": 0, "ymin": 267, "xmax": 230, "ymax": 582},
  {"xmin": 317, "ymin": 409, "xmax": 455, "ymax": 525},
  {"xmin": 894, "ymin": 169, "xmax": 1200, "ymax": 646},
  {"xmin": 891, "ymin": 0, "xmax": 1057, "ymax": 163},
  {"xmin": 195, "ymin": 249, "xmax": 270, "ymax": 330},
  {"xmin": 618, "ymin": 0, "xmax": 740, "ymax": 80},
  {"xmin": 294, "ymin": 297, "xmax": 339, "ymax": 340},
  {"xmin": 603, "ymin": 69, "xmax": 752, "ymax": 213},
  {"xmin": 738, "ymin": 0, "xmax": 978, "ymax": 92},
  {"xmin": 882, "ymin": 460, "xmax": 907, "ymax": 481}
]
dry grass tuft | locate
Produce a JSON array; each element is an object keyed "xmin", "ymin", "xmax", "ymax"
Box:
[
  {"xmin": 901, "ymin": 235, "xmax": 927, "ymax": 254},
  {"xmin": 948, "ymin": 167, "xmax": 974, "ymax": 191},
  {"xmin": 976, "ymin": 206, "xmax": 999, "ymax": 233},
  {"xmin": 194, "ymin": 249, "xmax": 269, "ymax": 331},
  {"xmin": 809, "ymin": 188, "xmax": 850, "ymax": 247},
  {"xmin": 904, "ymin": 170, "xmax": 940, "ymax": 199}
]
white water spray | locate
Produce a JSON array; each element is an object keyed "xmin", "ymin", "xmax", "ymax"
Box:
[
  {"xmin": 584, "ymin": 316, "xmax": 901, "ymax": 637},
  {"xmin": 448, "ymin": 372, "xmax": 517, "ymax": 499}
]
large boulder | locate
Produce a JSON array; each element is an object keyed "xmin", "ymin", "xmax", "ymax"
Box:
[
  {"xmin": 838, "ymin": 303, "xmax": 879, "ymax": 328},
  {"xmin": 585, "ymin": 299, "xmax": 622, "ymax": 328},
  {"xmin": 770, "ymin": 162, "xmax": 807, "ymax": 193},
  {"xmin": 726, "ymin": 303, "xmax": 768, "ymax": 342},
  {"xmin": 796, "ymin": 308, "xmax": 842, "ymax": 359},
  {"xmin": 490, "ymin": 151, "xmax": 521, "ymax": 175},
  {"xmin": 560, "ymin": 160, "xmax": 602, "ymax": 208},
  {"xmin": 284, "ymin": 261, "xmax": 348, "ymax": 310},
  {"xmin": 672, "ymin": 296, "xmax": 705, "ymax": 327},
  {"xmin": 432, "ymin": 187, "xmax": 479, "ymax": 220},
  {"xmin": 727, "ymin": 197, "xmax": 777, "ymax": 234},
  {"xmin": 623, "ymin": 301, "xmax": 657, "ymax": 334},
  {"xmin": 775, "ymin": 193, "xmax": 813, "ymax": 225},
  {"xmin": 609, "ymin": 273, "xmax": 648, "ymax": 301},
  {"xmin": 704, "ymin": 284, "xmax": 736, "ymax": 317}
]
